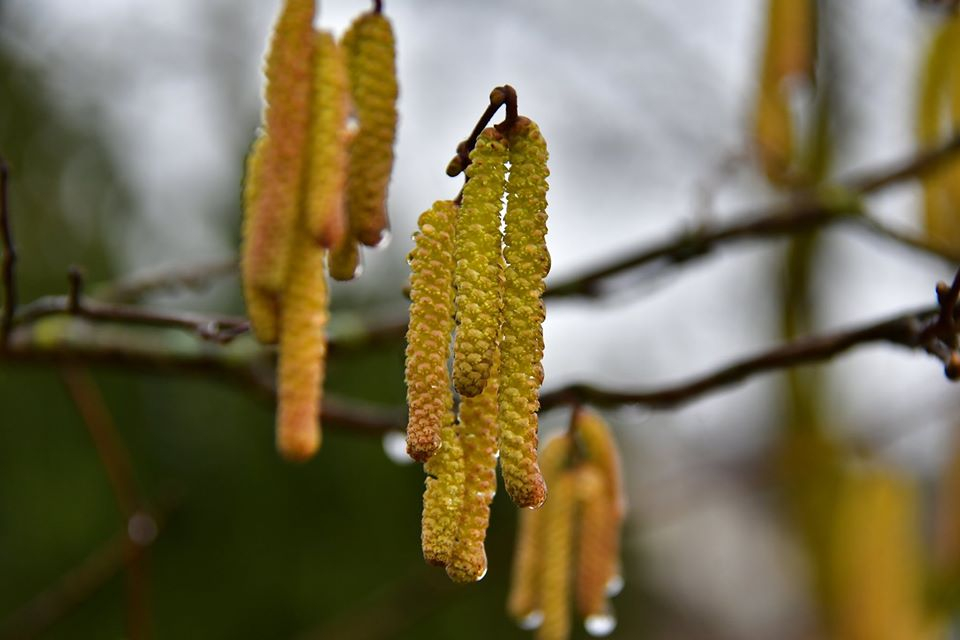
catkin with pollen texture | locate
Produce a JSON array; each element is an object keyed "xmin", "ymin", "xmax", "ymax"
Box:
[
  {"xmin": 305, "ymin": 31, "xmax": 350, "ymax": 249},
  {"xmin": 499, "ymin": 117, "xmax": 550, "ymax": 509},
  {"xmin": 446, "ymin": 352, "xmax": 500, "ymax": 583},
  {"xmin": 405, "ymin": 200, "xmax": 457, "ymax": 462},
  {"xmin": 453, "ymin": 128, "xmax": 507, "ymax": 398},
  {"xmin": 242, "ymin": 0, "xmax": 315, "ymax": 296},
  {"xmin": 276, "ymin": 233, "xmax": 329, "ymax": 461},
  {"xmin": 241, "ymin": 134, "xmax": 280, "ymax": 344},
  {"xmin": 421, "ymin": 416, "xmax": 465, "ymax": 567},
  {"xmin": 342, "ymin": 11, "xmax": 398, "ymax": 247}
]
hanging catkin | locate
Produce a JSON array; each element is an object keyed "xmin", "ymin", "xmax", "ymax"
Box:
[
  {"xmin": 574, "ymin": 464, "xmax": 615, "ymax": 623},
  {"xmin": 405, "ymin": 200, "xmax": 458, "ymax": 462},
  {"xmin": 538, "ymin": 469, "xmax": 577, "ymax": 640},
  {"xmin": 242, "ymin": 0, "xmax": 315, "ymax": 295},
  {"xmin": 276, "ymin": 233, "xmax": 329, "ymax": 461},
  {"xmin": 421, "ymin": 417, "xmax": 465, "ymax": 566},
  {"xmin": 446, "ymin": 351, "xmax": 501, "ymax": 583},
  {"xmin": 453, "ymin": 128, "xmax": 507, "ymax": 398},
  {"xmin": 241, "ymin": 134, "xmax": 280, "ymax": 344},
  {"xmin": 342, "ymin": 11, "xmax": 398, "ymax": 247},
  {"xmin": 305, "ymin": 31, "xmax": 350, "ymax": 249},
  {"xmin": 499, "ymin": 117, "xmax": 550, "ymax": 509}
]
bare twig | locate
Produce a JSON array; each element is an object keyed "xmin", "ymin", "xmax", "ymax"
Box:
[
  {"xmin": 92, "ymin": 258, "xmax": 237, "ymax": 304},
  {"xmin": 0, "ymin": 155, "xmax": 16, "ymax": 346},
  {"xmin": 446, "ymin": 85, "xmax": 515, "ymax": 180},
  {"xmin": 59, "ymin": 367, "xmax": 151, "ymax": 640},
  {"xmin": 539, "ymin": 299, "xmax": 954, "ymax": 412}
]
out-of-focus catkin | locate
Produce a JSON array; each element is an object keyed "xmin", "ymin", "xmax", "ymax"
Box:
[
  {"xmin": 305, "ymin": 31, "xmax": 350, "ymax": 249},
  {"xmin": 242, "ymin": 0, "xmax": 315, "ymax": 295},
  {"xmin": 276, "ymin": 233, "xmax": 329, "ymax": 461},
  {"xmin": 538, "ymin": 470, "xmax": 577, "ymax": 640},
  {"xmin": 241, "ymin": 134, "xmax": 280, "ymax": 344},
  {"xmin": 453, "ymin": 128, "xmax": 507, "ymax": 398},
  {"xmin": 405, "ymin": 201, "xmax": 457, "ymax": 462},
  {"xmin": 575, "ymin": 465, "xmax": 615, "ymax": 622},
  {"xmin": 421, "ymin": 418, "xmax": 465, "ymax": 567},
  {"xmin": 342, "ymin": 12, "xmax": 398, "ymax": 247},
  {"xmin": 575, "ymin": 409, "xmax": 626, "ymax": 520},
  {"xmin": 499, "ymin": 117, "xmax": 550, "ymax": 509},
  {"xmin": 507, "ymin": 434, "xmax": 572, "ymax": 624},
  {"xmin": 446, "ymin": 353, "xmax": 500, "ymax": 583}
]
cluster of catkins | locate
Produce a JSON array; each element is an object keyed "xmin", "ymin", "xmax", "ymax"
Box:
[
  {"xmin": 405, "ymin": 116, "xmax": 550, "ymax": 583},
  {"xmin": 241, "ymin": 0, "xmax": 397, "ymax": 461},
  {"xmin": 508, "ymin": 409, "xmax": 625, "ymax": 640}
]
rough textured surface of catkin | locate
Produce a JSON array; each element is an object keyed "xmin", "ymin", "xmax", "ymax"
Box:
[
  {"xmin": 421, "ymin": 419, "xmax": 465, "ymax": 566},
  {"xmin": 446, "ymin": 352, "xmax": 500, "ymax": 583},
  {"xmin": 342, "ymin": 12, "xmax": 398, "ymax": 247},
  {"xmin": 305, "ymin": 31, "xmax": 350, "ymax": 249},
  {"xmin": 499, "ymin": 118, "xmax": 549, "ymax": 508},
  {"xmin": 241, "ymin": 134, "xmax": 280, "ymax": 344},
  {"xmin": 575, "ymin": 465, "xmax": 615, "ymax": 620},
  {"xmin": 538, "ymin": 470, "xmax": 576, "ymax": 640},
  {"xmin": 405, "ymin": 201, "xmax": 457, "ymax": 462},
  {"xmin": 453, "ymin": 128, "xmax": 507, "ymax": 398},
  {"xmin": 242, "ymin": 0, "xmax": 315, "ymax": 294},
  {"xmin": 276, "ymin": 232, "xmax": 328, "ymax": 461},
  {"xmin": 507, "ymin": 434, "xmax": 571, "ymax": 622}
]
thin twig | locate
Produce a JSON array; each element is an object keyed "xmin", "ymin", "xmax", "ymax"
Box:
[
  {"xmin": 0, "ymin": 155, "xmax": 16, "ymax": 346},
  {"xmin": 539, "ymin": 302, "xmax": 951, "ymax": 412},
  {"xmin": 92, "ymin": 258, "xmax": 237, "ymax": 304},
  {"xmin": 59, "ymin": 367, "xmax": 151, "ymax": 640},
  {"xmin": 446, "ymin": 85, "xmax": 513, "ymax": 180}
]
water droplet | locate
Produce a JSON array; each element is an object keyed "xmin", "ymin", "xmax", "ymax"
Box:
[
  {"xmin": 584, "ymin": 613, "xmax": 617, "ymax": 637},
  {"xmin": 352, "ymin": 253, "xmax": 365, "ymax": 278},
  {"xmin": 128, "ymin": 511, "xmax": 158, "ymax": 546},
  {"xmin": 605, "ymin": 574, "xmax": 624, "ymax": 596},
  {"xmin": 518, "ymin": 611, "xmax": 543, "ymax": 630},
  {"xmin": 376, "ymin": 227, "xmax": 393, "ymax": 249},
  {"xmin": 382, "ymin": 431, "xmax": 413, "ymax": 465},
  {"xmin": 346, "ymin": 114, "xmax": 360, "ymax": 134},
  {"xmin": 476, "ymin": 564, "xmax": 488, "ymax": 581}
]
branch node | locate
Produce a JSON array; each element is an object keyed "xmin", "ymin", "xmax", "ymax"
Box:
[{"xmin": 67, "ymin": 265, "xmax": 85, "ymax": 314}]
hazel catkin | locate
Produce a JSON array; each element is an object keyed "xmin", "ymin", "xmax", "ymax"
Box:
[
  {"xmin": 242, "ymin": 0, "xmax": 316, "ymax": 295},
  {"xmin": 241, "ymin": 134, "xmax": 280, "ymax": 344},
  {"xmin": 305, "ymin": 31, "xmax": 350, "ymax": 249},
  {"xmin": 342, "ymin": 11, "xmax": 398, "ymax": 247},
  {"xmin": 276, "ymin": 232, "xmax": 329, "ymax": 461},
  {"xmin": 405, "ymin": 201, "xmax": 457, "ymax": 462},
  {"xmin": 421, "ymin": 417, "xmax": 466, "ymax": 567},
  {"xmin": 538, "ymin": 469, "xmax": 577, "ymax": 640},
  {"xmin": 453, "ymin": 128, "xmax": 507, "ymax": 398},
  {"xmin": 575, "ymin": 465, "xmax": 616, "ymax": 623},
  {"xmin": 499, "ymin": 117, "xmax": 550, "ymax": 509},
  {"xmin": 446, "ymin": 352, "xmax": 500, "ymax": 583}
]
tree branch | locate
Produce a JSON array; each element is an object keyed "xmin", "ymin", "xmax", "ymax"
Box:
[{"xmin": 91, "ymin": 258, "xmax": 237, "ymax": 304}]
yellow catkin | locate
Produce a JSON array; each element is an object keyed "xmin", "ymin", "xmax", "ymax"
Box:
[
  {"xmin": 242, "ymin": 0, "xmax": 315, "ymax": 294},
  {"xmin": 575, "ymin": 408, "xmax": 626, "ymax": 521},
  {"xmin": 507, "ymin": 434, "xmax": 573, "ymax": 624},
  {"xmin": 575, "ymin": 464, "xmax": 616, "ymax": 622},
  {"xmin": 753, "ymin": 0, "xmax": 813, "ymax": 184},
  {"xmin": 342, "ymin": 12, "xmax": 398, "ymax": 247},
  {"xmin": 327, "ymin": 238, "xmax": 360, "ymax": 281},
  {"xmin": 305, "ymin": 31, "xmax": 350, "ymax": 249},
  {"xmin": 405, "ymin": 201, "xmax": 457, "ymax": 462},
  {"xmin": 241, "ymin": 134, "xmax": 280, "ymax": 344},
  {"xmin": 421, "ymin": 417, "xmax": 465, "ymax": 567},
  {"xmin": 446, "ymin": 352, "xmax": 500, "ymax": 583},
  {"xmin": 538, "ymin": 469, "xmax": 577, "ymax": 640},
  {"xmin": 453, "ymin": 128, "xmax": 507, "ymax": 398},
  {"xmin": 499, "ymin": 118, "xmax": 550, "ymax": 509},
  {"xmin": 276, "ymin": 232, "xmax": 329, "ymax": 461},
  {"xmin": 830, "ymin": 468, "xmax": 935, "ymax": 640}
]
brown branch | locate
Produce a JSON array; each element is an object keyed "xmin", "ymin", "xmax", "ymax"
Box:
[
  {"xmin": 0, "ymin": 155, "xmax": 15, "ymax": 346},
  {"xmin": 539, "ymin": 300, "xmax": 954, "ymax": 412},
  {"xmin": 59, "ymin": 367, "xmax": 151, "ymax": 640},
  {"xmin": 445, "ymin": 85, "xmax": 515, "ymax": 180}
]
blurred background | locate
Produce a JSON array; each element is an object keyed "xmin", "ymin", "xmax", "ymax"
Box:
[{"xmin": 1, "ymin": 0, "xmax": 959, "ymax": 638}]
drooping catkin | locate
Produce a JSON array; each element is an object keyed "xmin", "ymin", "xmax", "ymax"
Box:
[
  {"xmin": 327, "ymin": 238, "xmax": 361, "ymax": 281},
  {"xmin": 538, "ymin": 470, "xmax": 577, "ymax": 640},
  {"xmin": 305, "ymin": 31, "xmax": 350, "ymax": 249},
  {"xmin": 342, "ymin": 11, "xmax": 398, "ymax": 247},
  {"xmin": 507, "ymin": 434, "xmax": 572, "ymax": 623},
  {"xmin": 453, "ymin": 128, "xmax": 507, "ymax": 398},
  {"xmin": 421, "ymin": 417, "xmax": 465, "ymax": 567},
  {"xmin": 405, "ymin": 201, "xmax": 457, "ymax": 462},
  {"xmin": 830, "ymin": 468, "xmax": 933, "ymax": 640},
  {"xmin": 446, "ymin": 352, "xmax": 500, "ymax": 583},
  {"xmin": 575, "ymin": 408, "xmax": 626, "ymax": 520},
  {"xmin": 499, "ymin": 117, "xmax": 550, "ymax": 509},
  {"xmin": 276, "ymin": 232, "xmax": 329, "ymax": 461},
  {"xmin": 241, "ymin": 134, "xmax": 280, "ymax": 344},
  {"xmin": 242, "ymin": 0, "xmax": 316, "ymax": 295},
  {"xmin": 575, "ymin": 465, "xmax": 615, "ymax": 622}
]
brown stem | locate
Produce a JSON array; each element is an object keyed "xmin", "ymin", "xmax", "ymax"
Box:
[
  {"xmin": 446, "ymin": 85, "xmax": 513, "ymax": 180},
  {"xmin": 0, "ymin": 155, "xmax": 15, "ymax": 347}
]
